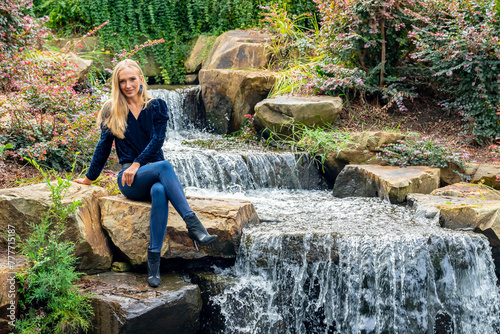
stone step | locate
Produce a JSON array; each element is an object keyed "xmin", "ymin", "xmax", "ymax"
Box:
[
  {"xmin": 99, "ymin": 195, "xmax": 259, "ymax": 266},
  {"xmin": 333, "ymin": 165, "xmax": 440, "ymax": 203},
  {"xmin": 79, "ymin": 271, "xmax": 202, "ymax": 334}
]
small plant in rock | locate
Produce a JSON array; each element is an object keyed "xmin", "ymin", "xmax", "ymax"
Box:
[
  {"xmin": 15, "ymin": 158, "xmax": 93, "ymax": 333},
  {"xmin": 378, "ymin": 133, "xmax": 471, "ymax": 177},
  {"xmin": 235, "ymin": 114, "xmax": 258, "ymax": 144}
]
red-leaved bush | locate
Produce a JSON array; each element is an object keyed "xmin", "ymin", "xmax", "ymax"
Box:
[{"xmin": 0, "ymin": 0, "xmax": 104, "ymax": 170}]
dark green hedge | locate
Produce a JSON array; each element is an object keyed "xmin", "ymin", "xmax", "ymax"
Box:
[{"xmin": 71, "ymin": 0, "xmax": 316, "ymax": 83}]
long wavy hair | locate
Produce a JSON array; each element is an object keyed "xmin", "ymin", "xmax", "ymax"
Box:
[{"xmin": 97, "ymin": 59, "xmax": 151, "ymax": 139}]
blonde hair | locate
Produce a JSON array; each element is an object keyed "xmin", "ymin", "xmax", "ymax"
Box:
[{"xmin": 97, "ymin": 59, "xmax": 151, "ymax": 139}]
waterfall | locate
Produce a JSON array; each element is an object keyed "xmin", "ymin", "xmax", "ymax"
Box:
[
  {"xmin": 208, "ymin": 194, "xmax": 500, "ymax": 334},
  {"xmin": 151, "ymin": 87, "xmax": 324, "ymax": 191},
  {"xmin": 151, "ymin": 87, "xmax": 500, "ymax": 334}
]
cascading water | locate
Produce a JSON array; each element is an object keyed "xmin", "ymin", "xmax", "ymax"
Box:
[
  {"xmin": 150, "ymin": 88, "xmax": 324, "ymax": 191},
  {"xmin": 152, "ymin": 87, "xmax": 500, "ymax": 334}
]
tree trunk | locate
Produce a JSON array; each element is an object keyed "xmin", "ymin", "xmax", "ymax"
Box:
[{"xmin": 380, "ymin": 17, "xmax": 386, "ymax": 87}]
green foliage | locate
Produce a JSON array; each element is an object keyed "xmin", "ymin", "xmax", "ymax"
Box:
[
  {"xmin": 406, "ymin": 0, "xmax": 500, "ymax": 143},
  {"xmin": 33, "ymin": 0, "xmax": 91, "ymax": 35},
  {"xmin": 15, "ymin": 158, "xmax": 93, "ymax": 334},
  {"xmin": 378, "ymin": 133, "xmax": 471, "ymax": 175},
  {"xmin": 56, "ymin": 0, "xmax": 318, "ymax": 84},
  {"xmin": 264, "ymin": 123, "xmax": 357, "ymax": 165},
  {"xmin": 0, "ymin": 50, "xmax": 102, "ymax": 171}
]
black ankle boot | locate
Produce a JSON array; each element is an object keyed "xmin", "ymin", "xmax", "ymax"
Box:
[
  {"xmin": 184, "ymin": 214, "xmax": 217, "ymax": 249},
  {"xmin": 147, "ymin": 249, "xmax": 161, "ymax": 288}
]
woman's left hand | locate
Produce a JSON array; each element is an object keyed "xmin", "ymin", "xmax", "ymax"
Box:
[{"xmin": 121, "ymin": 162, "xmax": 141, "ymax": 186}]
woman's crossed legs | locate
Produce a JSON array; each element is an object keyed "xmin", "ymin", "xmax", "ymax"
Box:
[{"xmin": 118, "ymin": 160, "xmax": 194, "ymax": 252}]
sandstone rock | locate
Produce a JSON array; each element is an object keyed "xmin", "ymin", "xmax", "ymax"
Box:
[
  {"xmin": 0, "ymin": 182, "xmax": 113, "ymax": 271},
  {"xmin": 333, "ymin": 165, "xmax": 440, "ymax": 203},
  {"xmin": 199, "ymin": 69, "xmax": 276, "ymax": 133},
  {"xmin": 321, "ymin": 131, "xmax": 406, "ymax": 184},
  {"xmin": 99, "ymin": 196, "xmax": 259, "ymax": 266},
  {"xmin": 203, "ymin": 30, "xmax": 270, "ymax": 70},
  {"xmin": 439, "ymin": 163, "xmax": 479, "ymax": 186},
  {"xmin": 407, "ymin": 193, "xmax": 500, "ymax": 273},
  {"xmin": 80, "ymin": 271, "xmax": 202, "ymax": 334},
  {"xmin": 431, "ymin": 182, "xmax": 500, "ymax": 201},
  {"xmin": 184, "ymin": 74, "xmax": 198, "ymax": 84},
  {"xmin": 471, "ymin": 164, "xmax": 500, "ymax": 189},
  {"xmin": 185, "ymin": 35, "xmax": 217, "ymax": 73},
  {"xmin": 65, "ymin": 52, "xmax": 93, "ymax": 82},
  {"xmin": 253, "ymin": 95, "xmax": 343, "ymax": 136}
]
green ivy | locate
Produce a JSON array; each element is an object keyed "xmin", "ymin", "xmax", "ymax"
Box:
[{"xmin": 38, "ymin": 0, "xmax": 317, "ymax": 84}]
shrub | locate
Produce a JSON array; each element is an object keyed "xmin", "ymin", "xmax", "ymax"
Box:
[
  {"xmin": 0, "ymin": 51, "xmax": 102, "ymax": 170},
  {"xmin": 15, "ymin": 159, "xmax": 93, "ymax": 333},
  {"xmin": 406, "ymin": 0, "xmax": 500, "ymax": 143},
  {"xmin": 378, "ymin": 133, "xmax": 471, "ymax": 176}
]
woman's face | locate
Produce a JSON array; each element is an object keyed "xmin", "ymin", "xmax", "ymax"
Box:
[{"xmin": 118, "ymin": 66, "xmax": 143, "ymax": 99}]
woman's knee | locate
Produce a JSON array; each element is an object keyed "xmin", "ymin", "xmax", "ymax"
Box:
[
  {"xmin": 157, "ymin": 160, "xmax": 174, "ymax": 174},
  {"xmin": 150, "ymin": 182, "xmax": 165, "ymax": 198}
]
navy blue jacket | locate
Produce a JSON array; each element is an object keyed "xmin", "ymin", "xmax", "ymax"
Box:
[{"xmin": 86, "ymin": 98, "xmax": 169, "ymax": 181}]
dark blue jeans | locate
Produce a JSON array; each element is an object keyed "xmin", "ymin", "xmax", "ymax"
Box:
[{"xmin": 117, "ymin": 160, "xmax": 194, "ymax": 253}]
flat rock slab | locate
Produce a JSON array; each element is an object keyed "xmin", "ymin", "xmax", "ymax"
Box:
[
  {"xmin": 0, "ymin": 182, "xmax": 112, "ymax": 271},
  {"xmin": 254, "ymin": 95, "xmax": 342, "ymax": 136},
  {"xmin": 431, "ymin": 182, "xmax": 500, "ymax": 201},
  {"xmin": 80, "ymin": 271, "xmax": 202, "ymax": 334},
  {"xmin": 333, "ymin": 165, "xmax": 440, "ymax": 203},
  {"xmin": 471, "ymin": 164, "xmax": 500, "ymax": 190},
  {"xmin": 408, "ymin": 193, "xmax": 500, "ymax": 273},
  {"xmin": 99, "ymin": 196, "xmax": 259, "ymax": 266}
]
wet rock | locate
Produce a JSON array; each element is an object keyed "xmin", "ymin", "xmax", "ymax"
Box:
[
  {"xmin": 80, "ymin": 271, "xmax": 202, "ymax": 334},
  {"xmin": 99, "ymin": 196, "xmax": 259, "ymax": 266},
  {"xmin": 431, "ymin": 182, "xmax": 500, "ymax": 200},
  {"xmin": 190, "ymin": 272, "xmax": 235, "ymax": 333},
  {"xmin": 0, "ymin": 249, "xmax": 27, "ymax": 334},
  {"xmin": 185, "ymin": 35, "xmax": 217, "ymax": 73},
  {"xmin": 199, "ymin": 69, "xmax": 276, "ymax": 133},
  {"xmin": 471, "ymin": 164, "xmax": 500, "ymax": 190},
  {"xmin": 407, "ymin": 193, "xmax": 500, "ymax": 273},
  {"xmin": 0, "ymin": 182, "xmax": 113, "ymax": 271},
  {"xmin": 322, "ymin": 131, "xmax": 405, "ymax": 183},
  {"xmin": 254, "ymin": 95, "xmax": 342, "ymax": 136},
  {"xmin": 203, "ymin": 30, "xmax": 270, "ymax": 70},
  {"xmin": 333, "ymin": 165, "xmax": 440, "ymax": 203}
]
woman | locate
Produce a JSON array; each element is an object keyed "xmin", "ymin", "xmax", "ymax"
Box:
[{"xmin": 75, "ymin": 59, "xmax": 217, "ymax": 288}]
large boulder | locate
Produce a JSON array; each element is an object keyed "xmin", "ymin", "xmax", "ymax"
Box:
[
  {"xmin": 0, "ymin": 182, "xmax": 113, "ymax": 271},
  {"xmin": 253, "ymin": 95, "xmax": 343, "ymax": 136},
  {"xmin": 407, "ymin": 193, "xmax": 500, "ymax": 273},
  {"xmin": 185, "ymin": 35, "xmax": 217, "ymax": 74},
  {"xmin": 333, "ymin": 165, "xmax": 440, "ymax": 203},
  {"xmin": 471, "ymin": 164, "xmax": 500, "ymax": 190},
  {"xmin": 203, "ymin": 30, "xmax": 270, "ymax": 70},
  {"xmin": 321, "ymin": 131, "xmax": 406, "ymax": 183},
  {"xmin": 80, "ymin": 271, "xmax": 202, "ymax": 334},
  {"xmin": 199, "ymin": 69, "xmax": 276, "ymax": 134},
  {"xmin": 99, "ymin": 196, "xmax": 259, "ymax": 266}
]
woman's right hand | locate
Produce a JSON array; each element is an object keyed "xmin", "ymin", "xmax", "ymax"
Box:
[{"xmin": 74, "ymin": 177, "xmax": 93, "ymax": 185}]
